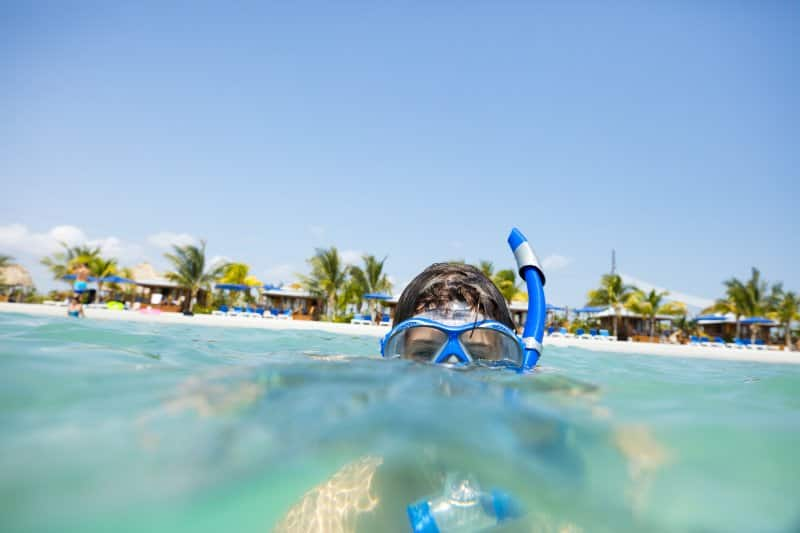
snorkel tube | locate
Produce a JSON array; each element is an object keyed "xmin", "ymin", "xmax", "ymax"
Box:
[{"xmin": 507, "ymin": 228, "xmax": 546, "ymax": 370}]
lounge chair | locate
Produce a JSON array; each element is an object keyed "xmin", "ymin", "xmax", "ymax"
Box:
[
  {"xmin": 277, "ymin": 309, "xmax": 293, "ymax": 320},
  {"xmin": 547, "ymin": 326, "xmax": 556, "ymax": 336},
  {"xmin": 242, "ymin": 306, "xmax": 260, "ymax": 318},
  {"xmin": 550, "ymin": 327, "xmax": 568, "ymax": 338},
  {"xmin": 351, "ymin": 313, "xmax": 371, "ymax": 325},
  {"xmin": 380, "ymin": 313, "xmax": 391, "ymax": 326},
  {"xmin": 598, "ymin": 329, "xmax": 616, "ymax": 341}
]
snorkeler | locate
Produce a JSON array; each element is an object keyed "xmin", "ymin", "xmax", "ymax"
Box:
[
  {"xmin": 275, "ymin": 229, "xmax": 547, "ymax": 533},
  {"xmin": 382, "ymin": 228, "xmax": 546, "ymax": 372},
  {"xmin": 67, "ymin": 296, "xmax": 84, "ymax": 318}
]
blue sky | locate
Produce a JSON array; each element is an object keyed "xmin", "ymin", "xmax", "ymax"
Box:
[{"xmin": 1, "ymin": 1, "xmax": 798, "ymax": 309}]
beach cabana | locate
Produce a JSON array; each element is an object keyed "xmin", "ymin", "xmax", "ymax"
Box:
[
  {"xmin": 697, "ymin": 314, "xmax": 776, "ymax": 343},
  {"xmin": 362, "ymin": 293, "xmax": 392, "ymax": 322},
  {"xmin": 0, "ymin": 264, "xmax": 34, "ymax": 302},
  {"xmin": 587, "ymin": 306, "xmax": 678, "ymax": 341},
  {"xmin": 130, "ymin": 263, "xmax": 187, "ymax": 312},
  {"xmin": 261, "ymin": 286, "xmax": 322, "ymax": 320}
]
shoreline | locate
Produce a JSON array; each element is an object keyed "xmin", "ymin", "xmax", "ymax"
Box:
[{"xmin": 1, "ymin": 302, "xmax": 797, "ymax": 365}]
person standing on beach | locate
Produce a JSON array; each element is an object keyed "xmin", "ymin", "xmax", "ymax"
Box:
[{"xmin": 73, "ymin": 263, "xmax": 90, "ymax": 299}]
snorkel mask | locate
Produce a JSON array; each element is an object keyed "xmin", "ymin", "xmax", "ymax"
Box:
[{"xmin": 381, "ymin": 228, "xmax": 546, "ymax": 372}]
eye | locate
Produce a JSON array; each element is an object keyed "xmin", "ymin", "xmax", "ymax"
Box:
[{"xmin": 410, "ymin": 349, "xmax": 436, "ymax": 360}]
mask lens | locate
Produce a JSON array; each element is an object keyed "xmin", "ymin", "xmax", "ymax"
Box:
[
  {"xmin": 385, "ymin": 326, "xmax": 448, "ymax": 362},
  {"xmin": 458, "ymin": 328, "xmax": 523, "ymax": 366}
]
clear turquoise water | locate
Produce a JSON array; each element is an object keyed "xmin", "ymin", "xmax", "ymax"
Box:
[{"xmin": 1, "ymin": 312, "xmax": 798, "ymax": 533}]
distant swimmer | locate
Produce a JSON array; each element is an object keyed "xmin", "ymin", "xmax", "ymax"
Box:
[{"xmin": 67, "ymin": 296, "xmax": 84, "ymax": 318}]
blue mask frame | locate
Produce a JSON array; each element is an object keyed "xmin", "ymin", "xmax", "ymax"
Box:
[{"xmin": 380, "ymin": 317, "xmax": 525, "ymax": 368}]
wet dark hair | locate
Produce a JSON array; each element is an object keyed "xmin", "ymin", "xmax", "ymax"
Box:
[{"xmin": 393, "ymin": 263, "xmax": 515, "ymax": 329}]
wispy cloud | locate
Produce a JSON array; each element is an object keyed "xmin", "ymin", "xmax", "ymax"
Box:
[
  {"xmin": 263, "ymin": 264, "xmax": 295, "ymax": 283},
  {"xmin": 0, "ymin": 223, "xmax": 141, "ymax": 261},
  {"xmin": 542, "ymin": 254, "xmax": 572, "ymax": 271},
  {"xmin": 209, "ymin": 255, "xmax": 232, "ymax": 268},
  {"xmin": 620, "ymin": 273, "xmax": 714, "ymax": 310},
  {"xmin": 340, "ymin": 249, "xmax": 363, "ymax": 266},
  {"xmin": 147, "ymin": 232, "xmax": 197, "ymax": 249}
]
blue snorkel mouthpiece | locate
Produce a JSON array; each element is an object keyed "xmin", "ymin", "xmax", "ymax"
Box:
[
  {"xmin": 507, "ymin": 227, "xmax": 546, "ymax": 370},
  {"xmin": 407, "ymin": 475, "xmax": 524, "ymax": 533}
]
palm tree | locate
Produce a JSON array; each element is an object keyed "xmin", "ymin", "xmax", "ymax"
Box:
[
  {"xmin": 349, "ymin": 255, "xmax": 392, "ymax": 317},
  {"xmin": 477, "ymin": 260, "xmax": 494, "ymax": 278},
  {"xmin": 672, "ymin": 314, "xmax": 698, "ymax": 341},
  {"xmin": 107, "ymin": 266, "xmax": 136, "ymax": 300},
  {"xmin": 0, "ymin": 254, "xmax": 12, "ymax": 284},
  {"xmin": 492, "ymin": 269, "xmax": 520, "ymax": 304},
  {"xmin": 708, "ymin": 268, "xmax": 772, "ymax": 343},
  {"xmin": 300, "ymin": 247, "xmax": 347, "ymax": 320},
  {"xmin": 164, "ymin": 241, "xmax": 227, "ymax": 313},
  {"xmin": 625, "ymin": 289, "xmax": 687, "ymax": 337},
  {"xmin": 706, "ymin": 280, "xmax": 748, "ymax": 339},
  {"xmin": 88, "ymin": 257, "xmax": 118, "ymax": 303},
  {"xmin": 219, "ymin": 262, "xmax": 262, "ymax": 305},
  {"xmin": 768, "ymin": 286, "xmax": 799, "ymax": 349},
  {"xmin": 741, "ymin": 268, "xmax": 772, "ymax": 343},
  {"xmin": 586, "ymin": 274, "xmax": 636, "ymax": 338},
  {"xmin": 41, "ymin": 243, "xmax": 101, "ymax": 281}
]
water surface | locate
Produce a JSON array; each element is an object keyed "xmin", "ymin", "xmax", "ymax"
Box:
[{"xmin": 1, "ymin": 312, "xmax": 798, "ymax": 532}]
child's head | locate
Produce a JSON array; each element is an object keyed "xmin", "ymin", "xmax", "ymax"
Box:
[{"xmin": 393, "ymin": 263, "xmax": 514, "ymax": 329}]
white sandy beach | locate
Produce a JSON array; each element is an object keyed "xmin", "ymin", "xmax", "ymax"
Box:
[{"xmin": 1, "ymin": 302, "xmax": 797, "ymax": 365}]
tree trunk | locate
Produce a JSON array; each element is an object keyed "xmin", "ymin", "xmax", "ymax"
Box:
[
  {"xmin": 735, "ymin": 316, "xmax": 741, "ymax": 339},
  {"xmin": 185, "ymin": 288, "xmax": 195, "ymax": 313},
  {"xmin": 786, "ymin": 324, "xmax": 791, "ymax": 349},
  {"xmin": 650, "ymin": 317, "xmax": 655, "ymax": 338},
  {"xmin": 327, "ymin": 293, "xmax": 335, "ymax": 320},
  {"xmin": 613, "ymin": 306, "xmax": 620, "ymax": 338},
  {"xmin": 97, "ymin": 282, "xmax": 103, "ymax": 303},
  {"xmin": 750, "ymin": 324, "xmax": 758, "ymax": 345}
]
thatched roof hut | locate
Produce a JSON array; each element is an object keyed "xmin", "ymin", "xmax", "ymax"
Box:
[
  {"xmin": 131, "ymin": 262, "xmax": 160, "ymax": 282},
  {"xmin": 0, "ymin": 264, "xmax": 34, "ymax": 288}
]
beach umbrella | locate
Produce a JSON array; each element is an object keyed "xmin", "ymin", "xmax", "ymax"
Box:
[
  {"xmin": 741, "ymin": 317, "xmax": 775, "ymax": 325},
  {"xmin": 573, "ymin": 306, "xmax": 605, "ymax": 314},
  {"xmin": 99, "ymin": 275, "xmax": 136, "ymax": 284},
  {"xmin": 546, "ymin": 303, "xmax": 566, "ymax": 312},
  {"xmin": 363, "ymin": 293, "xmax": 392, "ymax": 300},
  {"xmin": 214, "ymin": 283, "xmax": 251, "ymax": 291},
  {"xmin": 62, "ymin": 274, "xmax": 99, "ymax": 282},
  {"xmin": 696, "ymin": 314, "xmax": 728, "ymax": 321},
  {"xmin": 263, "ymin": 283, "xmax": 283, "ymax": 291}
]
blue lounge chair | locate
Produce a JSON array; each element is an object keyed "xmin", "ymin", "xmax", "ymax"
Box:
[
  {"xmin": 212, "ymin": 305, "xmax": 229, "ymax": 316},
  {"xmin": 380, "ymin": 313, "xmax": 391, "ymax": 326},
  {"xmin": 547, "ymin": 326, "xmax": 555, "ymax": 335},
  {"xmin": 598, "ymin": 329, "xmax": 615, "ymax": 341}
]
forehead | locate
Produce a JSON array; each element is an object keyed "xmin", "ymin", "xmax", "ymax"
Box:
[{"xmin": 413, "ymin": 301, "xmax": 486, "ymax": 326}]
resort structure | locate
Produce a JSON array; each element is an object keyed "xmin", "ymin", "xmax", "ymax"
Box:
[{"xmin": 0, "ymin": 263, "xmax": 34, "ymax": 302}]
